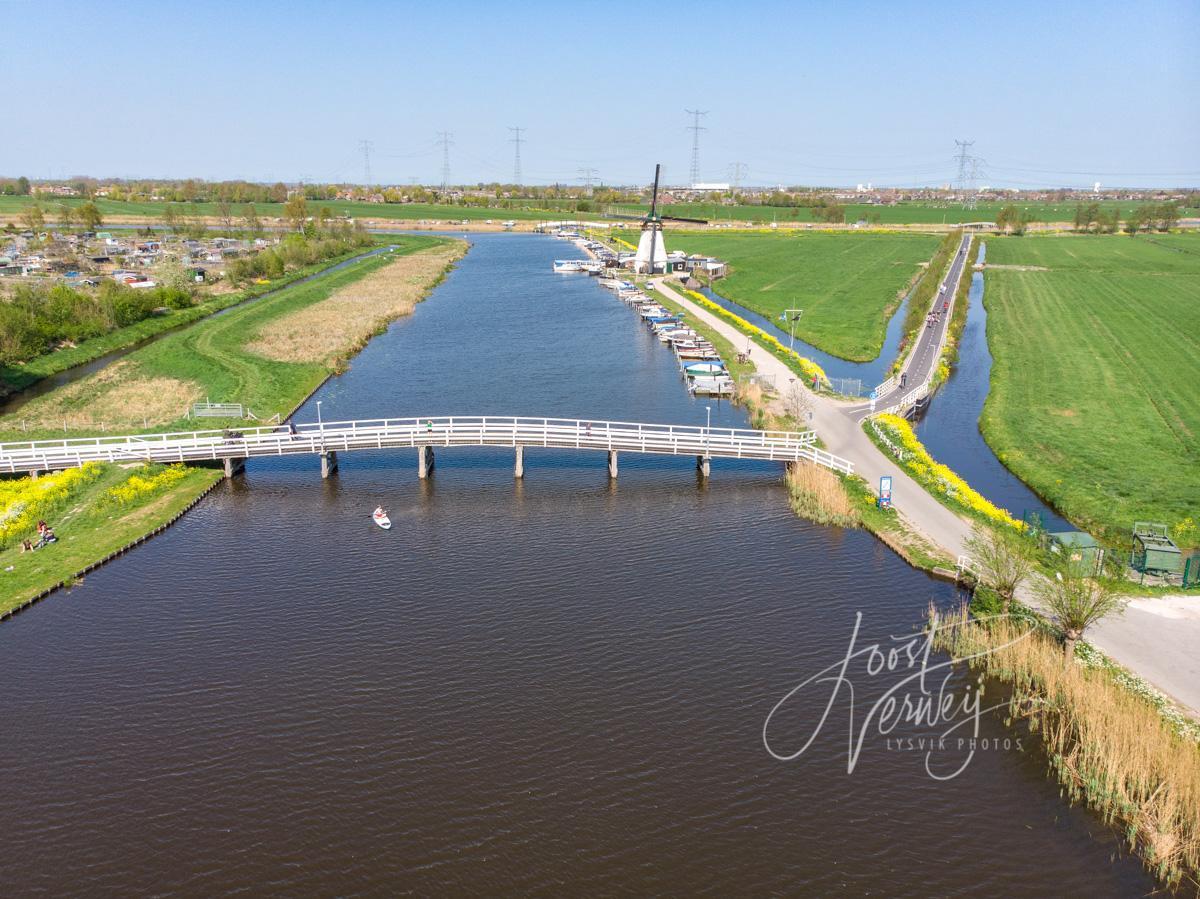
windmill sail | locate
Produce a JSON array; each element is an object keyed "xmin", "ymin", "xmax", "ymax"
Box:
[{"xmin": 634, "ymin": 164, "xmax": 667, "ymax": 274}]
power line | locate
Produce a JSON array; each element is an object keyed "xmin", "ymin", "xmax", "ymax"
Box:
[
  {"xmin": 685, "ymin": 109, "xmax": 708, "ymax": 187},
  {"xmin": 359, "ymin": 139, "xmax": 373, "ymax": 187},
  {"xmin": 436, "ymin": 131, "xmax": 453, "ymax": 192},
  {"xmin": 729, "ymin": 161, "xmax": 748, "ymax": 190},
  {"xmin": 509, "ymin": 126, "xmax": 525, "ymax": 185},
  {"xmin": 577, "ymin": 167, "xmax": 598, "ymax": 194},
  {"xmin": 954, "ymin": 139, "xmax": 974, "ymax": 192}
]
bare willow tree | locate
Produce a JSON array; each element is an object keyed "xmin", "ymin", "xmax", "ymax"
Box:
[
  {"xmin": 782, "ymin": 382, "xmax": 813, "ymax": 427},
  {"xmin": 216, "ymin": 199, "xmax": 234, "ymax": 233},
  {"xmin": 1034, "ymin": 563, "xmax": 1126, "ymax": 659},
  {"xmin": 965, "ymin": 524, "xmax": 1035, "ymax": 614}
]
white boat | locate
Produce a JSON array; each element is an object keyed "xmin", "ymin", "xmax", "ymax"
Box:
[
  {"xmin": 553, "ymin": 260, "xmax": 585, "ymax": 273},
  {"xmin": 373, "ymin": 510, "xmax": 392, "ymax": 530},
  {"xmin": 683, "ymin": 361, "xmax": 727, "ymax": 376},
  {"xmin": 689, "ymin": 375, "xmax": 734, "ymax": 396}
]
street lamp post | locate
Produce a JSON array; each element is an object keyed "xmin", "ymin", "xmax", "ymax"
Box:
[
  {"xmin": 705, "ymin": 405, "xmax": 712, "ymax": 455},
  {"xmin": 316, "ymin": 400, "xmax": 324, "ymax": 449},
  {"xmin": 780, "ymin": 308, "xmax": 804, "ymax": 352}
]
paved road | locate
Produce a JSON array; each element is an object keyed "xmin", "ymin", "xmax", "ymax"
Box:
[
  {"xmin": 849, "ymin": 233, "xmax": 973, "ymax": 420},
  {"xmin": 653, "ymin": 276, "xmax": 1200, "ymax": 718}
]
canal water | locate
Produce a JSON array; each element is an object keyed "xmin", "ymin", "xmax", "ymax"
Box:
[
  {"xmin": 0, "ymin": 235, "xmax": 1150, "ymax": 894},
  {"xmin": 914, "ymin": 256, "xmax": 1071, "ymax": 531},
  {"xmin": 701, "ymin": 245, "xmax": 1066, "ymax": 529}
]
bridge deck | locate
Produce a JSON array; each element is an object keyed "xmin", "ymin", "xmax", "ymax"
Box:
[{"xmin": 0, "ymin": 416, "xmax": 853, "ymax": 475}]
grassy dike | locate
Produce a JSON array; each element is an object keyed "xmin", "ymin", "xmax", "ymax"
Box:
[
  {"xmin": 0, "ymin": 236, "xmax": 457, "ymax": 439},
  {"xmin": 0, "ymin": 465, "xmax": 223, "ymax": 617},
  {"xmin": 0, "ymin": 242, "xmax": 390, "ymax": 399},
  {"xmin": 0, "ymin": 236, "xmax": 466, "ymax": 617}
]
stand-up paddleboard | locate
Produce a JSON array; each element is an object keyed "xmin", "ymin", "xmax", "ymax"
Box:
[{"xmin": 373, "ymin": 511, "xmax": 392, "ymax": 530}]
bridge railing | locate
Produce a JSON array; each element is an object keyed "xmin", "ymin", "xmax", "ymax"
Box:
[
  {"xmin": 0, "ymin": 415, "xmax": 816, "ymax": 455},
  {"xmin": 0, "ymin": 415, "xmax": 852, "ymax": 474}
]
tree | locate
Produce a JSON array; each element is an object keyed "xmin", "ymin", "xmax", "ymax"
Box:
[
  {"xmin": 242, "ymin": 204, "xmax": 263, "ymax": 238},
  {"xmin": 965, "ymin": 524, "xmax": 1035, "ymax": 614},
  {"xmin": 162, "ymin": 202, "xmax": 179, "ymax": 233},
  {"xmin": 20, "ymin": 203, "xmax": 44, "ymax": 232},
  {"xmin": 1034, "ymin": 563, "xmax": 1126, "ymax": 658},
  {"xmin": 57, "ymin": 203, "xmax": 75, "ymax": 229},
  {"xmin": 995, "ymin": 205, "xmax": 1032, "ymax": 236},
  {"xmin": 77, "ymin": 201, "xmax": 103, "ymax": 231},
  {"xmin": 283, "ymin": 194, "xmax": 308, "ymax": 232},
  {"xmin": 16, "ymin": 175, "xmax": 30, "ymax": 195},
  {"xmin": 782, "ymin": 382, "xmax": 814, "ymax": 425},
  {"xmin": 216, "ymin": 199, "xmax": 234, "ymax": 232}
]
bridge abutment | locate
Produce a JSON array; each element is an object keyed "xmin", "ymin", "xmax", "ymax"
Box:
[
  {"xmin": 514, "ymin": 445, "xmax": 524, "ymax": 478},
  {"xmin": 607, "ymin": 450, "xmax": 618, "ymax": 478},
  {"xmin": 696, "ymin": 455, "xmax": 711, "ymax": 478},
  {"xmin": 320, "ymin": 451, "xmax": 338, "ymax": 479},
  {"xmin": 223, "ymin": 457, "xmax": 246, "ymax": 479}
]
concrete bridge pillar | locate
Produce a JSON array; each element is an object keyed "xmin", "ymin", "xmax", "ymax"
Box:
[
  {"xmin": 514, "ymin": 445, "xmax": 524, "ymax": 479},
  {"xmin": 607, "ymin": 450, "xmax": 618, "ymax": 479},
  {"xmin": 696, "ymin": 455, "xmax": 711, "ymax": 478},
  {"xmin": 223, "ymin": 457, "xmax": 245, "ymax": 479},
  {"xmin": 418, "ymin": 445, "xmax": 435, "ymax": 479},
  {"xmin": 320, "ymin": 450, "xmax": 338, "ymax": 479}
]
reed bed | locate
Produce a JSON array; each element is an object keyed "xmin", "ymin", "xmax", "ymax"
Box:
[
  {"xmin": 247, "ymin": 242, "xmax": 465, "ymax": 365},
  {"xmin": 932, "ymin": 602, "xmax": 1200, "ymax": 888},
  {"xmin": 786, "ymin": 461, "xmax": 859, "ymax": 528}
]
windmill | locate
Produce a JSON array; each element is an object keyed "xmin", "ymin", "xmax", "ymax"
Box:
[{"xmin": 620, "ymin": 164, "xmax": 707, "ymax": 274}]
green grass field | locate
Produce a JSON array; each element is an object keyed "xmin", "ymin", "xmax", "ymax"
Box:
[
  {"xmin": 634, "ymin": 231, "xmax": 940, "ymax": 361},
  {"xmin": 0, "ymin": 195, "xmax": 591, "ymax": 222},
  {"xmin": 608, "ymin": 200, "xmax": 1197, "ymax": 226},
  {"xmin": 0, "ymin": 243, "xmax": 386, "ymax": 395},
  {"xmin": 981, "ymin": 233, "xmax": 1200, "ymax": 545},
  {"xmin": 6, "ymin": 195, "xmax": 1193, "ymax": 227},
  {"xmin": 0, "ymin": 235, "xmax": 453, "ymax": 441},
  {"xmin": 0, "ymin": 464, "xmax": 222, "ymax": 614}
]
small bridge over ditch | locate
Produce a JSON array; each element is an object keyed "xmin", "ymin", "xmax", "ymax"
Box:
[{"xmin": 0, "ymin": 415, "xmax": 853, "ymax": 480}]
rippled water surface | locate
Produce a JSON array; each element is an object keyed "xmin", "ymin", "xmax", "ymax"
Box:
[{"xmin": 0, "ymin": 235, "xmax": 1150, "ymax": 895}]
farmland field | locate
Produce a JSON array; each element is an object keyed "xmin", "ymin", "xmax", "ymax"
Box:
[
  {"xmin": 631, "ymin": 231, "xmax": 940, "ymax": 360},
  {"xmin": 981, "ymin": 233, "xmax": 1200, "ymax": 545},
  {"xmin": 607, "ymin": 200, "xmax": 1198, "ymax": 226},
  {"xmin": 0, "ymin": 196, "xmax": 595, "ymax": 222}
]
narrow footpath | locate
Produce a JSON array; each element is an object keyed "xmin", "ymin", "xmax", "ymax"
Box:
[{"xmin": 652, "ymin": 276, "xmax": 1200, "ymax": 717}]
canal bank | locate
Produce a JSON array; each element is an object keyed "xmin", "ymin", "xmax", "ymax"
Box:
[
  {"xmin": 651, "ymin": 276, "xmax": 1200, "ymax": 720},
  {"xmin": 0, "ymin": 232, "xmax": 1161, "ymax": 895},
  {"xmin": 0, "ymin": 239, "xmax": 396, "ymax": 410},
  {"xmin": 0, "ymin": 238, "xmax": 465, "ymax": 612}
]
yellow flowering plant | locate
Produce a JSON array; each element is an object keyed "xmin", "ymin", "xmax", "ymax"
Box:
[
  {"xmin": 871, "ymin": 413, "xmax": 1025, "ymax": 531},
  {"xmin": 678, "ymin": 288, "xmax": 831, "ymax": 387},
  {"xmin": 0, "ymin": 463, "xmax": 104, "ymax": 548},
  {"xmin": 104, "ymin": 464, "xmax": 190, "ymax": 506}
]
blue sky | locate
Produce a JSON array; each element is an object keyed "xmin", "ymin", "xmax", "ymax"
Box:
[{"xmin": 3, "ymin": 0, "xmax": 1197, "ymax": 188}]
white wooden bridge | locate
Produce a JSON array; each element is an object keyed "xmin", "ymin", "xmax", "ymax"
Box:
[{"xmin": 0, "ymin": 415, "xmax": 853, "ymax": 480}]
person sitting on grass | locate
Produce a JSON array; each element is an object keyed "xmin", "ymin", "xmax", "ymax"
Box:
[
  {"xmin": 20, "ymin": 539, "xmax": 35, "ymax": 553},
  {"xmin": 35, "ymin": 521, "xmax": 57, "ymax": 548}
]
